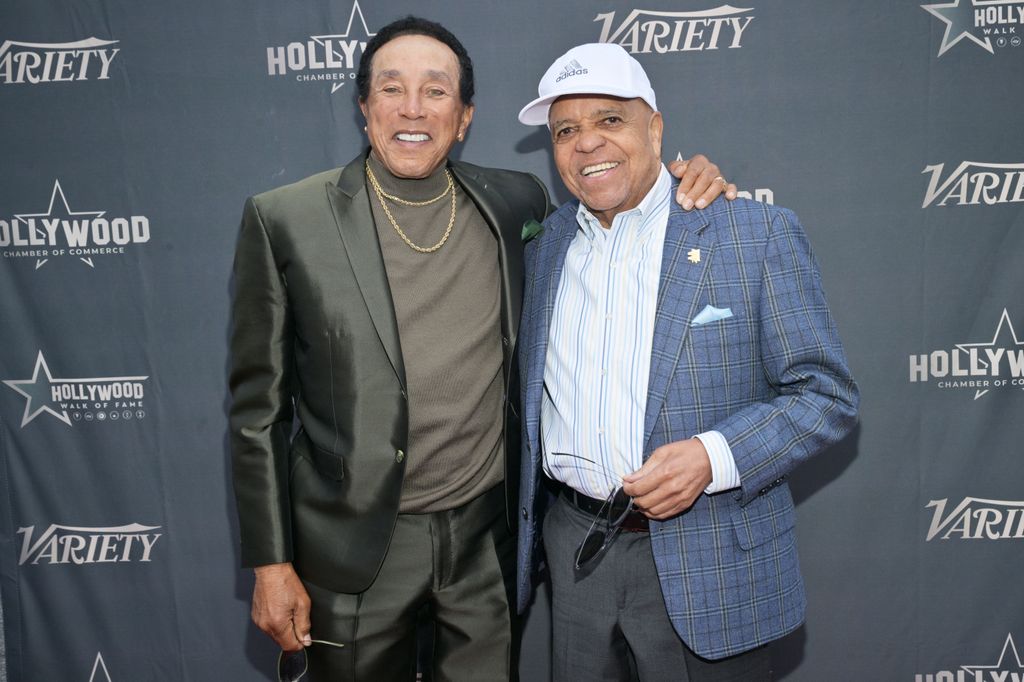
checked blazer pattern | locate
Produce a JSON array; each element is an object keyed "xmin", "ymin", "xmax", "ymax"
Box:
[{"xmin": 516, "ymin": 191, "xmax": 859, "ymax": 660}]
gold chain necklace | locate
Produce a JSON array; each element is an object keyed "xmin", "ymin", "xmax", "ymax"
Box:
[
  {"xmin": 366, "ymin": 164, "xmax": 452, "ymax": 206},
  {"xmin": 366, "ymin": 162, "xmax": 457, "ymax": 253}
]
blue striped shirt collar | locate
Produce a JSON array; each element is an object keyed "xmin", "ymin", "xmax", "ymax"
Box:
[{"xmin": 575, "ymin": 164, "xmax": 672, "ymax": 241}]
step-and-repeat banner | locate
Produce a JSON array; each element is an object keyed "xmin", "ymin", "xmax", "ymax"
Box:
[{"xmin": 1, "ymin": 1, "xmax": 1022, "ymax": 680}]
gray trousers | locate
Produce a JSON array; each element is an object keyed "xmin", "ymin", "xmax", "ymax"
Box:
[
  {"xmin": 302, "ymin": 484, "xmax": 516, "ymax": 681},
  {"xmin": 543, "ymin": 493, "xmax": 773, "ymax": 682}
]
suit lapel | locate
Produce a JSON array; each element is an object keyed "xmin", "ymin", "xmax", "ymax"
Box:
[
  {"xmin": 642, "ymin": 204, "xmax": 715, "ymax": 453},
  {"xmin": 451, "ymin": 163, "xmax": 524, "ymax": 347},
  {"xmin": 523, "ymin": 208, "xmax": 578, "ymax": 447},
  {"xmin": 325, "ymin": 153, "xmax": 407, "ymax": 389}
]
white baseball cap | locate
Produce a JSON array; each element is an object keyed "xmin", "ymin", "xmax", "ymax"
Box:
[{"xmin": 518, "ymin": 43, "xmax": 657, "ymax": 126}]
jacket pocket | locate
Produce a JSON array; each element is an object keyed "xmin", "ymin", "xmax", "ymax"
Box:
[
  {"xmin": 291, "ymin": 433, "xmax": 346, "ymax": 482},
  {"xmin": 732, "ymin": 484, "xmax": 795, "ymax": 550}
]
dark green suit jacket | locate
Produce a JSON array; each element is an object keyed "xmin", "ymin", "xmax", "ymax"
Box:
[{"xmin": 229, "ymin": 151, "xmax": 549, "ymax": 594}]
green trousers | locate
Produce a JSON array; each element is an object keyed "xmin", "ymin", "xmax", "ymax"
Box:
[{"xmin": 303, "ymin": 484, "xmax": 516, "ymax": 681}]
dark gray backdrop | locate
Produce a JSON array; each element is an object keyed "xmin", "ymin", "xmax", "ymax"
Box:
[{"xmin": 1, "ymin": 1, "xmax": 1022, "ymax": 680}]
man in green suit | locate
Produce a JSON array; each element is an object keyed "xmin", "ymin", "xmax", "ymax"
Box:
[{"xmin": 229, "ymin": 16, "xmax": 733, "ymax": 681}]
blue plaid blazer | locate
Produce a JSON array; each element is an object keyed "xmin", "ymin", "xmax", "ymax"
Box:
[{"xmin": 516, "ymin": 192, "xmax": 858, "ymax": 660}]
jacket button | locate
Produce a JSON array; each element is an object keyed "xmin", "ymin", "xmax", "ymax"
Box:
[
  {"xmin": 521, "ymin": 507, "xmax": 528, "ymax": 520},
  {"xmin": 396, "ymin": 450, "xmax": 405, "ymax": 463},
  {"xmin": 502, "ymin": 336, "xmax": 510, "ymax": 347}
]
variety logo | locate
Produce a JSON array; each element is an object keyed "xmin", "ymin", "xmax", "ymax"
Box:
[
  {"xmin": 908, "ymin": 309, "xmax": 1024, "ymax": 400},
  {"xmin": 922, "ymin": 0, "xmax": 1024, "ymax": 56},
  {"xmin": 265, "ymin": 0, "xmax": 375, "ymax": 94},
  {"xmin": 922, "ymin": 161, "xmax": 1024, "ymax": 207},
  {"xmin": 3, "ymin": 351, "xmax": 149, "ymax": 427},
  {"xmin": 926, "ymin": 497, "xmax": 1024, "ymax": 541},
  {"xmin": 0, "ymin": 37, "xmax": 120, "ymax": 85},
  {"xmin": 734, "ymin": 188, "xmax": 774, "ymax": 203},
  {"xmin": 89, "ymin": 653, "xmax": 113, "ymax": 682},
  {"xmin": 915, "ymin": 633, "xmax": 1024, "ymax": 681},
  {"xmin": 0, "ymin": 179, "xmax": 151, "ymax": 269},
  {"xmin": 17, "ymin": 523, "xmax": 162, "ymax": 565},
  {"xmin": 595, "ymin": 5, "xmax": 754, "ymax": 54}
]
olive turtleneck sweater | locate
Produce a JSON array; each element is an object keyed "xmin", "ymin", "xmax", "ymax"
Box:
[{"xmin": 366, "ymin": 152, "xmax": 505, "ymax": 513}]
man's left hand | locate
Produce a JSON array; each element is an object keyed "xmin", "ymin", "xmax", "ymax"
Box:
[
  {"xmin": 668, "ymin": 155, "xmax": 738, "ymax": 211},
  {"xmin": 622, "ymin": 438, "xmax": 713, "ymax": 520}
]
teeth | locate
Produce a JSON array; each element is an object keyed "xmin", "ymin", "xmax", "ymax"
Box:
[
  {"xmin": 396, "ymin": 133, "xmax": 430, "ymax": 142},
  {"xmin": 582, "ymin": 162, "xmax": 619, "ymax": 176}
]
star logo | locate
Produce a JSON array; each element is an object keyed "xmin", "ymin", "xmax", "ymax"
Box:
[
  {"xmin": 2, "ymin": 352, "xmax": 149, "ymax": 427},
  {"xmin": 687, "ymin": 248, "xmax": 701, "ymax": 264},
  {"xmin": 88, "ymin": 652, "xmax": 113, "ymax": 682},
  {"xmin": 13, "ymin": 179, "xmax": 104, "ymax": 269},
  {"xmin": 311, "ymin": 0, "xmax": 376, "ymax": 94},
  {"xmin": 954, "ymin": 308, "xmax": 1024, "ymax": 400},
  {"xmin": 961, "ymin": 633, "xmax": 1024, "ymax": 675},
  {"xmin": 921, "ymin": 0, "xmax": 1013, "ymax": 56},
  {"xmin": 2, "ymin": 352, "xmax": 72, "ymax": 426}
]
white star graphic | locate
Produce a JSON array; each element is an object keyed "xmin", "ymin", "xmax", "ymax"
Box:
[
  {"xmin": 2, "ymin": 351, "xmax": 71, "ymax": 426},
  {"xmin": 921, "ymin": 0, "xmax": 1005, "ymax": 56},
  {"xmin": 89, "ymin": 652, "xmax": 113, "ymax": 682},
  {"xmin": 961, "ymin": 633, "xmax": 1024, "ymax": 675},
  {"xmin": 954, "ymin": 309, "xmax": 1024, "ymax": 400},
  {"xmin": 2, "ymin": 352, "xmax": 149, "ymax": 427},
  {"xmin": 311, "ymin": 0, "xmax": 376, "ymax": 94},
  {"xmin": 12, "ymin": 179, "xmax": 104, "ymax": 268}
]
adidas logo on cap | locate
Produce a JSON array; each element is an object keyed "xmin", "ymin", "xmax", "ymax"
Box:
[{"xmin": 555, "ymin": 58, "xmax": 588, "ymax": 82}]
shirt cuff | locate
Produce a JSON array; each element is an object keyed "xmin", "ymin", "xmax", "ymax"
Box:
[{"xmin": 695, "ymin": 430, "xmax": 740, "ymax": 494}]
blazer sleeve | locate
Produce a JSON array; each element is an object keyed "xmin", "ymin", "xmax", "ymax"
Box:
[
  {"xmin": 713, "ymin": 207, "xmax": 859, "ymax": 507},
  {"xmin": 228, "ymin": 196, "xmax": 295, "ymax": 567}
]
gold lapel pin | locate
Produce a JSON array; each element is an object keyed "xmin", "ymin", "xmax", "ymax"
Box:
[{"xmin": 687, "ymin": 248, "xmax": 701, "ymax": 264}]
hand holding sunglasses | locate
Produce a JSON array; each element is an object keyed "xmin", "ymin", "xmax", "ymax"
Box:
[{"xmin": 278, "ymin": 638, "xmax": 346, "ymax": 682}]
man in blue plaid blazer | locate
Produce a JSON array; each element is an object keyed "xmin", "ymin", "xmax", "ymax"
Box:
[{"xmin": 515, "ymin": 43, "xmax": 858, "ymax": 679}]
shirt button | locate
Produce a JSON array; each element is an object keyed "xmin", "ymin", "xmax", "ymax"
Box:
[{"xmin": 395, "ymin": 450, "xmax": 405, "ymax": 463}]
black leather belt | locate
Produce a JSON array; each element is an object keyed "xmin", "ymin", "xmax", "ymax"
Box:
[{"xmin": 557, "ymin": 482, "xmax": 650, "ymax": 533}]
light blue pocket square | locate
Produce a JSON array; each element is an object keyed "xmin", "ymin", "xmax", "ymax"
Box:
[{"xmin": 692, "ymin": 305, "xmax": 733, "ymax": 326}]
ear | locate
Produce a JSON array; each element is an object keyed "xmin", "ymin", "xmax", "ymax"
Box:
[
  {"xmin": 649, "ymin": 111, "xmax": 664, "ymax": 156},
  {"xmin": 358, "ymin": 98, "xmax": 369, "ymax": 121},
  {"xmin": 460, "ymin": 104, "xmax": 475, "ymax": 133}
]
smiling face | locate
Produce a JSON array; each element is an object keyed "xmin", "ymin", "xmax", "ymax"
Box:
[
  {"xmin": 549, "ymin": 95, "xmax": 663, "ymax": 228},
  {"xmin": 359, "ymin": 33, "xmax": 474, "ymax": 179}
]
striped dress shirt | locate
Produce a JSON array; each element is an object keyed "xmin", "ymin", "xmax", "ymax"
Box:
[{"xmin": 541, "ymin": 166, "xmax": 740, "ymax": 499}]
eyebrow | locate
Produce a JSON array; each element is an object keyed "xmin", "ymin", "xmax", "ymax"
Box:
[
  {"xmin": 374, "ymin": 68, "xmax": 454, "ymax": 85},
  {"xmin": 551, "ymin": 108, "xmax": 625, "ymax": 129},
  {"xmin": 426, "ymin": 69, "xmax": 454, "ymax": 84}
]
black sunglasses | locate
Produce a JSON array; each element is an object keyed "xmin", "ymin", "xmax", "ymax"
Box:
[
  {"xmin": 547, "ymin": 452, "xmax": 636, "ymax": 571},
  {"xmin": 574, "ymin": 486, "xmax": 634, "ymax": 570},
  {"xmin": 278, "ymin": 639, "xmax": 346, "ymax": 682}
]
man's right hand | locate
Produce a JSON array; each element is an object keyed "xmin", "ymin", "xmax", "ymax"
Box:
[{"xmin": 252, "ymin": 562, "xmax": 312, "ymax": 651}]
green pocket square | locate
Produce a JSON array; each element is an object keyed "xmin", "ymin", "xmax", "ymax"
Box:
[{"xmin": 522, "ymin": 219, "xmax": 544, "ymax": 243}]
